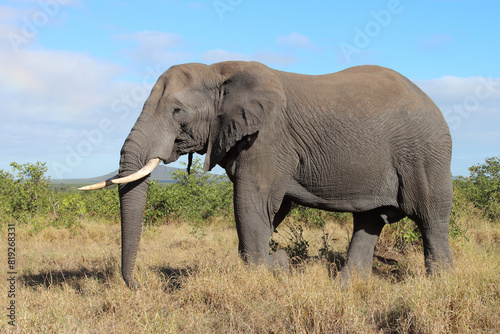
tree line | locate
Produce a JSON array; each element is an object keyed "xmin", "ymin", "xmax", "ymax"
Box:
[{"xmin": 1, "ymin": 157, "xmax": 498, "ymax": 234}]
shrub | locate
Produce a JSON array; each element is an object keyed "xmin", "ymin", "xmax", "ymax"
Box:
[
  {"xmin": 0, "ymin": 169, "xmax": 16, "ymax": 221},
  {"xmin": 378, "ymin": 217, "xmax": 422, "ymax": 253},
  {"xmin": 270, "ymin": 222, "xmax": 310, "ymax": 264},
  {"xmin": 454, "ymin": 157, "xmax": 500, "ymax": 222},
  {"xmin": 289, "ymin": 204, "xmax": 351, "ymax": 228},
  {"xmin": 0, "ymin": 162, "xmax": 51, "ymax": 223},
  {"xmin": 82, "ymin": 188, "xmax": 120, "ymax": 221},
  {"xmin": 145, "ymin": 158, "xmax": 233, "ymax": 226},
  {"xmin": 52, "ymin": 193, "xmax": 86, "ymax": 229}
]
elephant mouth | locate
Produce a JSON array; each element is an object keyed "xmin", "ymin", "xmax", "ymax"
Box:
[
  {"xmin": 168, "ymin": 140, "xmax": 207, "ymax": 162},
  {"xmin": 163, "ymin": 145, "xmax": 181, "ymax": 164}
]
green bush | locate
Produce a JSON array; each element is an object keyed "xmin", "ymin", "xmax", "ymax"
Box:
[
  {"xmin": 454, "ymin": 157, "xmax": 500, "ymax": 222},
  {"xmin": 145, "ymin": 158, "xmax": 233, "ymax": 226},
  {"xmin": 380, "ymin": 217, "xmax": 422, "ymax": 252},
  {"xmin": 0, "ymin": 169, "xmax": 16, "ymax": 221},
  {"xmin": 270, "ymin": 221, "xmax": 310, "ymax": 264},
  {"xmin": 52, "ymin": 193, "xmax": 86, "ymax": 229},
  {"xmin": 0, "ymin": 162, "xmax": 119, "ymax": 229},
  {"xmin": 82, "ymin": 188, "xmax": 120, "ymax": 221},
  {"xmin": 0, "ymin": 162, "xmax": 51, "ymax": 223},
  {"xmin": 289, "ymin": 204, "xmax": 351, "ymax": 228}
]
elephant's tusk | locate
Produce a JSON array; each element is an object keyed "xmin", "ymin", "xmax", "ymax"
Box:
[
  {"xmin": 78, "ymin": 175, "xmax": 119, "ymax": 191},
  {"xmin": 78, "ymin": 158, "xmax": 161, "ymax": 191},
  {"xmin": 111, "ymin": 158, "xmax": 161, "ymax": 184}
]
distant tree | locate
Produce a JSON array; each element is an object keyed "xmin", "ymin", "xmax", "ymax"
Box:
[
  {"xmin": 456, "ymin": 157, "xmax": 500, "ymax": 221},
  {"xmin": 12, "ymin": 162, "xmax": 50, "ymax": 218}
]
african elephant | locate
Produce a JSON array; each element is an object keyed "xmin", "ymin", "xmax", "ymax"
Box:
[{"xmin": 81, "ymin": 61, "xmax": 453, "ymax": 288}]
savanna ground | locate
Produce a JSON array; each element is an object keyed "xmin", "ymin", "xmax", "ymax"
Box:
[
  {"xmin": 1, "ymin": 159, "xmax": 499, "ymax": 333},
  {"xmin": 1, "ymin": 212, "xmax": 499, "ymax": 333}
]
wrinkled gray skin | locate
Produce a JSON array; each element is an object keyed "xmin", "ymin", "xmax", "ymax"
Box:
[{"xmin": 118, "ymin": 61, "xmax": 453, "ymax": 288}]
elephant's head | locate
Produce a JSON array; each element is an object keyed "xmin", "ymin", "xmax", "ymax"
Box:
[{"xmin": 80, "ymin": 61, "xmax": 286, "ymax": 287}]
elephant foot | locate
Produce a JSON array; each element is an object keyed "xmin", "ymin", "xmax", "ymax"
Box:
[
  {"xmin": 128, "ymin": 280, "xmax": 141, "ymax": 289},
  {"xmin": 420, "ymin": 225, "xmax": 454, "ymax": 276},
  {"xmin": 425, "ymin": 257, "xmax": 454, "ymax": 277},
  {"xmin": 269, "ymin": 249, "xmax": 290, "ymax": 271},
  {"xmin": 241, "ymin": 249, "xmax": 290, "ymax": 272},
  {"xmin": 123, "ymin": 276, "xmax": 142, "ymax": 289},
  {"xmin": 337, "ymin": 265, "xmax": 372, "ymax": 288}
]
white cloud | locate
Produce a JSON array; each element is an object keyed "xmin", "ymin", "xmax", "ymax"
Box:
[
  {"xmin": 414, "ymin": 75, "xmax": 500, "ymax": 175},
  {"xmin": 0, "ymin": 2, "xmax": 76, "ymax": 52},
  {"xmin": 0, "ymin": 6, "xmax": 32, "ymax": 51},
  {"xmin": 0, "ymin": 46, "xmax": 155, "ymax": 178},
  {"xmin": 277, "ymin": 32, "xmax": 316, "ymax": 49},
  {"xmin": 253, "ymin": 50, "xmax": 298, "ymax": 66},
  {"xmin": 118, "ymin": 31, "xmax": 183, "ymax": 50},
  {"xmin": 187, "ymin": 2, "xmax": 210, "ymax": 9},
  {"xmin": 418, "ymin": 34, "xmax": 452, "ymax": 51},
  {"xmin": 415, "ymin": 76, "xmax": 500, "ymax": 112},
  {"xmin": 202, "ymin": 49, "xmax": 252, "ymax": 63},
  {"xmin": 0, "ymin": 48, "xmax": 126, "ymax": 121},
  {"xmin": 202, "ymin": 49, "xmax": 298, "ymax": 66},
  {"xmin": 117, "ymin": 31, "xmax": 189, "ymax": 67},
  {"xmin": 0, "ymin": 5, "xmax": 23, "ymax": 21}
]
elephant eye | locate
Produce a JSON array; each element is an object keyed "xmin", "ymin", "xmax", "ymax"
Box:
[{"xmin": 173, "ymin": 108, "xmax": 181, "ymax": 115}]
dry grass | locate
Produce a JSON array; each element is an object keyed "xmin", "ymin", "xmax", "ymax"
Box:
[{"xmin": 1, "ymin": 215, "xmax": 499, "ymax": 333}]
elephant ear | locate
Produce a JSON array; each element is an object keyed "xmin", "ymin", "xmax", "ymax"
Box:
[{"xmin": 203, "ymin": 62, "xmax": 286, "ymax": 171}]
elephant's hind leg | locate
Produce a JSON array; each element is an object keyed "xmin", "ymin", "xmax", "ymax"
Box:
[
  {"xmin": 411, "ymin": 202, "xmax": 454, "ymax": 275},
  {"xmin": 404, "ymin": 165, "xmax": 454, "ymax": 275},
  {"xmin": 339, "ymin": 210, "xmax": 386, "ymax": 283}
]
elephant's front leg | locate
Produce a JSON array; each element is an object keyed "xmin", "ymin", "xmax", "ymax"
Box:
[{"xmin": 233, "ymin": 181, "xmax": 289, "ymax": 269}]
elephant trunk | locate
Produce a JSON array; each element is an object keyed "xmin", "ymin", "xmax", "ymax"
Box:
[
  {"xmin": 119, "ymin": 177, "xmax": 149, "ymax": 288},
  {"xmin": 118, "ymin": 130, "xmax": 151, "ymax": 288},
  {"xmin": 118, "ymin": 115, "xmax": 175, "ymax": 288}
]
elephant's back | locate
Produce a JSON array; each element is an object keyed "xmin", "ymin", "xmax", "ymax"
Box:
[
  {"xmin": 278, "ymin": 65, "xmax": 443, "ymax": 118},
  {"xmin": 277, "ymin": 65, "xmax": 450, "ymax": 145}
]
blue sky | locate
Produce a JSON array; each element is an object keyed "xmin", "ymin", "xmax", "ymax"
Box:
[{"xmin": 1, "ymin": 0, "xmax": 499, "ymax": 179}]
